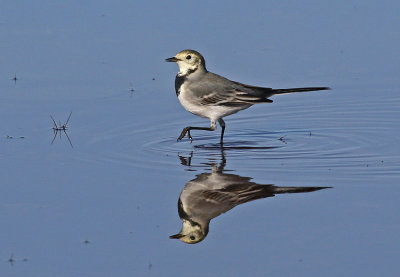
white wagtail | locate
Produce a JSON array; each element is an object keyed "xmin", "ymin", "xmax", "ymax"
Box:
[
  {"xmin": 166, "ymin": 49, "xmax": 330, "ymax": 143},
  {"xmin": 170, "ymin": 163, "xmax": 329, "ymax": 244}
]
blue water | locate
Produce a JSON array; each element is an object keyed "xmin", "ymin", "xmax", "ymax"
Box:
[{"xmin": 1, "ymin": 1, "xmax": 399, "ymax": 276}]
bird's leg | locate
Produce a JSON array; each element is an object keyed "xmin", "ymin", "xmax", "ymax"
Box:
[
  {"xmin": 177, "ymin": 121, "xmax": 217, "ymax": 142},
  {"xmin": 178, "ymin": 127, "xmax": 193, "ymax": 141},
  {"xmin": 218, "ymin": 119, "xmax": 225, "ymax": 144}
]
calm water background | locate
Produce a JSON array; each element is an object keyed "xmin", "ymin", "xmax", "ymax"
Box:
[{"xmin": 1, "ymin": 1, "xmax": 399, "ymax": 276}]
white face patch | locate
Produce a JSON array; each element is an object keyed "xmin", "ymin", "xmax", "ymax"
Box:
[
  {"xmin": 174, "ymin": 50, "xmax": 205, "ymax": 75},
  {"xmin": 177, "ymin": 60, "xmax": 198, "ymax": 76}
]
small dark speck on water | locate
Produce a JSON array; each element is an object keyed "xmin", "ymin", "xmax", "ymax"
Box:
[
  {"xmin": 83, "ymin": 239, "xmax": 90, "ymax": 244},
  {"xmin": 12, "ymin": 74, "xmax": 18, "ymax": 84},
  {"xmin": 148, "ymin": 262, "xmax": 153, "ymax": 270},
  {"xmin": 8, "ymin": 253, "xmax": 14, "ymax": 266},
  {"xmin": 152, "ymin": 78, "xmax": 155, "ymax": 80}
]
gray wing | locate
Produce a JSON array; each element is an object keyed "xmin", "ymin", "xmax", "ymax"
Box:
[
  {"xmin": 203, "ymin": 183, "xmax": 277, "ymax": 206},
  {"xmin": 187, "ymin": 72, "xmax": 329, "ymax": 106},
  {"xmin": 187, "ymin": 72, "xmax": 274, "ymax": 106},
  {"xmin": 188, "ymin": 183, "xmax": 278, "ymax": 220}
]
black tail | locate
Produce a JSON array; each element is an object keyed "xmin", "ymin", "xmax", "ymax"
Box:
[
  {"xmin": 226, "ymin": 184, "xmax": 331, "ymax": 205},
  {"xmin": 272, "ymin": 87, "xmax": 330, "ymax": 95}
]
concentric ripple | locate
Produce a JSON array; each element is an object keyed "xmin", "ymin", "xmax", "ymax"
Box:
[{"xmin": 75, "ymin": 93, "xmax": 400, "ymax": 179}]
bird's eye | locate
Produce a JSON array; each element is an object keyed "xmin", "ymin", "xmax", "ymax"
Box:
[
  {"xmin": 186, "ymin": 55, "xmax": 191, "ymax": 60},
  {"xmin": 190, "ymin": 235, "xmax": 195, "ymax": 241}
]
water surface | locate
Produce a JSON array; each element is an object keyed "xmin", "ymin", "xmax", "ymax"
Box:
[{"xmin": 1, "ymin": 1, "xmax": 400, "ymax": 276}]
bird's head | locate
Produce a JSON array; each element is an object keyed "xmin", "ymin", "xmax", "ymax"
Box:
[{"xmin": 165, "ymin": 49, "xmax": 207, "ymax": 75}]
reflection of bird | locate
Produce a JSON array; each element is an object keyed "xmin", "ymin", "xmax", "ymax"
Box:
[
  {"xmin": 166, "ymin": 49, "xmax": 329, "ymax": 143},
  {"xmin": 170, "ymin": 163, "xmax": 329, "ymax": 244}
]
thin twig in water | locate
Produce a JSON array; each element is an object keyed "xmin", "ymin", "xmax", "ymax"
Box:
[{"xmin": 6, "ymin": 135, "xmax": 25, "ymax": 139}]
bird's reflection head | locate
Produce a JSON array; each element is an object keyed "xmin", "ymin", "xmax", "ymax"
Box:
[
  {"xmin": 170, "ymin": 220, "xmax": 208, "ymax": 244},
  {"xmin": 170, "ymin": 229, "xmax": 206, "ymax": 244}
]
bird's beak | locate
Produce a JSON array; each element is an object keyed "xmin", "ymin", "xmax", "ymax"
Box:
[
  {"xmin": 165, "ymin": 57, "xmax": 180, "ymax": 62},
  {"xmin": 169, "ymin": 233, "xmax": 184, "ymax": 239}
]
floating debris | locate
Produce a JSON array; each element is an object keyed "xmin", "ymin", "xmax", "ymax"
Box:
[
  {"xmin": 50, "ymin": 112, "xmax": 73, "ymax": 148},
  {"xmin": 279, "ymin": 135, "xmax": 287, "ymax": 144},
  {"xmin": 7, "ymin": 253, "xmax": 28, "ymax": 265}
]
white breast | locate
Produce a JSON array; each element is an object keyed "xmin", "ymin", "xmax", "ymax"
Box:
[
  {"xmin": 178, "ymin": 84, "xmax": 209, "ymax": 118},
  {"xmin": 178, "ymin": 83, "xmax": 252, "ymax": 121}
]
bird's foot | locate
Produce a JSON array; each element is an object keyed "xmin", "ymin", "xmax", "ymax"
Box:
[{"xmin": 177, "ymin": 128, "xmax": 193, "ymax": 142}]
